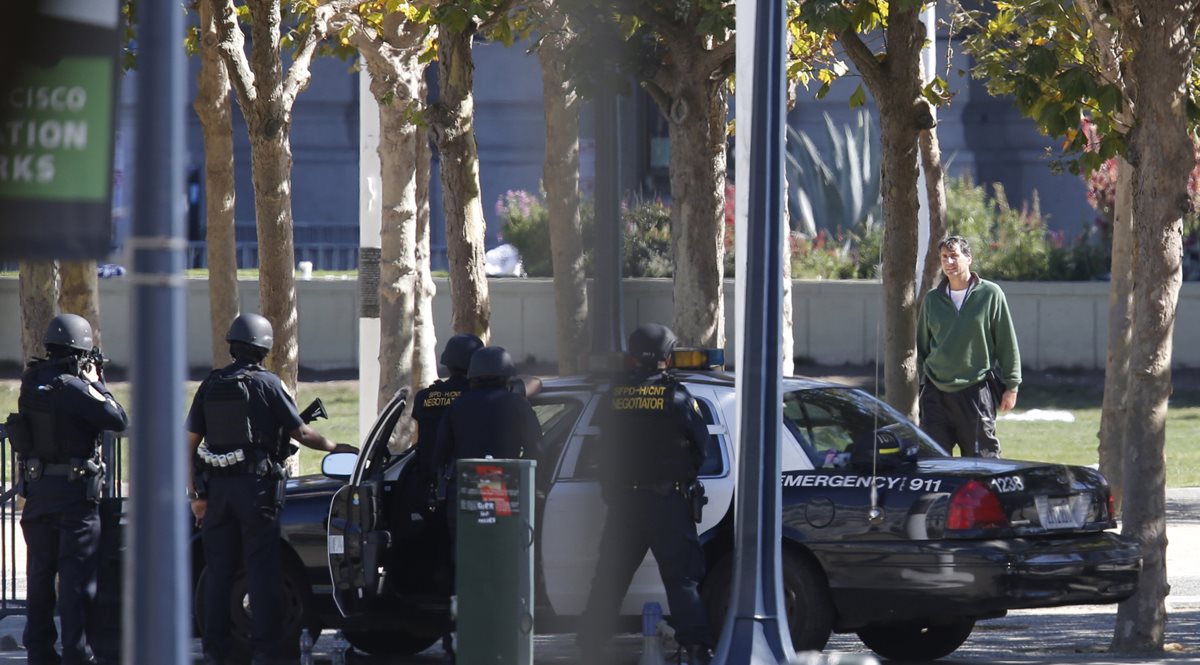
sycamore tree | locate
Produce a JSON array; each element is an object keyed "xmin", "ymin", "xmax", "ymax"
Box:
[
  {"xmin": 964, "ymin": 0, "xmax": 1200, "ymax": 650},
  {"xmin": 191, "ymin": 0, "xmax": 241, "ymax": 369},
  {"xmin": 325, "ymin": 1, "xmax": 440, "ymax": 417},
  {"xmin": 427, "ymin": 0, "xmax": 522, "ymax": 340},
  {"xmin": 18, "ymin": 262, "xmax": 58, "ymax": 362},
  {"xmin": 58, "ymin": 262, "xmax": 101, "ymax": 346},
  {"xmin": 207, "ymin": 0, "xmax": 336, "ymax": 393},
  {"xmin": 798, "ymin": 0, "xmax": 951, "ymax": 419}
]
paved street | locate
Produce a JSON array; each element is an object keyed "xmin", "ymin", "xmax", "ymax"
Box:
[{"xmin": 0, "ymin": 490, "xmax": 1196, "ymax": 664}]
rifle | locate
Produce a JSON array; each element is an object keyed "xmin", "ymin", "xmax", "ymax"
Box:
[{"xmin": 279, "ymin": 398, "xmax": 329, "ymax": 459}]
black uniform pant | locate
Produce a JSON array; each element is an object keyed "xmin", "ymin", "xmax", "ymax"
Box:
[
  {"xmin": 21, "ymin": 477, "xmax": 100, "ymax": 665},
  {"xmin": 201, "ymin": 474, "xmax": 282, "ymax": 660},
  {"xmin": 919, "ymin": 379, "xmax": 1001, "ymax": 458},
  {"xmin": 578, "ymin": 488, "xmax": 713, "ymax": 651}
]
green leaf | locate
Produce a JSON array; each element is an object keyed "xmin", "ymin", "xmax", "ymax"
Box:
[
  {"xmin": 1025, "ymin": 45, "xmax": 1058, "ymax": 78},
  {"xmin": 849, "ymin": 84, "xmax": 867, "ymax": 109},
  {"xmin": 1097, "ymin": 84, "xmax": 1123, "ymax": 115}
]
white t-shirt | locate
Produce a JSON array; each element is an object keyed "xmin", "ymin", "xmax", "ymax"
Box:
[{"xmin": 950, "ymin": 287, "xmax": 968, "ymax": 311}]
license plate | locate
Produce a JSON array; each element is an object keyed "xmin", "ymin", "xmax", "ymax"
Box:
[
  {"xmin": 1035, "ymin": 496, "xmax": 1081, "ymax": 529},
  {"xmin": 328, "ymin": 534, "xmax": 344, "ymax": 555}
]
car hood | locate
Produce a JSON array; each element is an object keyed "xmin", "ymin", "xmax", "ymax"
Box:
[{"xmin": 287, "ymin": 473, "xmax": 346, "ymax": 497}]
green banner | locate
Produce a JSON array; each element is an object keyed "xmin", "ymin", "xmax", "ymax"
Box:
[{"xmin": 0, "ymin": 57, "xmax": 114, "ymax": 201}]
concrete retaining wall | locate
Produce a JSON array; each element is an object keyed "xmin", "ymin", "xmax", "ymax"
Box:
[{"xmin": 1, "ymin": 277, "xmax": 1196, "ymax": 371}]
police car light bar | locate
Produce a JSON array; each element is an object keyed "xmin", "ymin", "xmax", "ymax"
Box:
[{"xmin": 669, "ymin": 348, "xmax": 725, "ymax": 370}]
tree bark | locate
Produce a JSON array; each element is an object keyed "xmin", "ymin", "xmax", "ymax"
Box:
[
  {"xmin": 414, "ymin": 75, "xmax": 439, "ymax": 392},
  {"xmin": 58, "ymin": 261, "xmax": 100, "ymax": 347},
  {"xmin": 18, "ymin": 261, "xmax": 57, "ymax": 362},
  {"xmin": 1098, "ymin": 157, "xmax": 1133, "ymax": 513},
  {"xmin": 431, "ymin": 25, "xmax": 491, "ymax": 340},
  {"xmin": 539, "ymin": 14, "xmax": 588, "ymax": 374},
  {"xmin": 917, "ymin": 128, "xmax": 947, "ymax": 298},
  {"xmin": 196, "ymin": 0, "xmax": 240, "ymax": 369},
  {"xmin": 839, "ymin": 7, "xmax": 927, "ymax": 419},
  {"xmin": 654, "ymin": 72, "xmax": 728, "ymax": 348},
  {"xmin": 1111, "ymin": 0, "xmax": 1196, "ymax": 651}
]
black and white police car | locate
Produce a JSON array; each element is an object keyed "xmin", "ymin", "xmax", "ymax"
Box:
[{"xmin": 320, "ymin": 351, "xmax": 1140, "ymax": 661}]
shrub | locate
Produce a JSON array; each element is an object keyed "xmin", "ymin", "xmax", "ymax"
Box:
[
  {"xmin": 497, "ymin": 190, "xmax": 551, "ymax": 276},
  {"xmin": 621, "ymin": 197, "xmax": 673, "ymax": 277}
]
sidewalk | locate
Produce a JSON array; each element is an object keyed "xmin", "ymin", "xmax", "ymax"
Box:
[{"xmin": 0, "ymin": 490, "xmax": 1196, "ymax": 664}]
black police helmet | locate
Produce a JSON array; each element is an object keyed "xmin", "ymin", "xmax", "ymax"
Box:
[
  {"xmin": 628, "ymin": 323, "xmax": 677, "ymax": 365},
  {"xmin": 441, "ymin": 333, "xmax": 484, "ymax": 372},
  {"xmin": 43, "ymin": 314, "xmax": 94, "ymax": 353},
  {"xmin": 467, "ymin": 346, "xmax": 516, "ymax": 380},
  {"xmin": 225, "ymin": 313, "xmax": 274, "ymax": 352}
]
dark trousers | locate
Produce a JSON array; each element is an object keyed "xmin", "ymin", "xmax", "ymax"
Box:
[
  {"xmin": 578, "ymin": 489, "xmax": 712, "ymax": 651},
  {"xmin": 21, "ymin": 478, "xmax": 100, "ymax": 665},
  {"xmin": 201, "ymin": 474, "xmax": 282, "ymax": 660},
  {"xmin": 919, "ymin": 379, "xmax": 1000, "ymax": 457}
]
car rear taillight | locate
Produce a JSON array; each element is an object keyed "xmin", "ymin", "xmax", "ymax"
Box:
[
  {"xmin": 947, "ymin": 480, "xmax": 1008, "ymax": 530},
  {"xmin": 1107, "ymin": 492, "xmax": 1116, "ymax": 522}
]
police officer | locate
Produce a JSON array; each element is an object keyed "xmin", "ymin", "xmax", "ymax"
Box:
[
  {"xmin": 432, "ymin": 346, "xmax": 544, "ymax": 540},
  {"xmin": 16, "ymin": 314, "xmax": 127, "ymax": 665},
  {"xmin": 577, "ymin": 324, "xmax": 714, "ymax": 665},
  {"xmin": 411, "ymin": 333, "xmax": 482, "ymax": 487},
  {"xmin": 186, "ymin": 313, "xmax": 356, "ymax": 665}
]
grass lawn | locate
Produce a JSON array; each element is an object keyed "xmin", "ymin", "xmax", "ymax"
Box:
[{"xmin": 2, "ymin": 374, "xmax": 1198, "ymax": 485}]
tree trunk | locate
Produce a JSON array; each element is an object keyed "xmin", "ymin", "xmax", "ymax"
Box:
[
  {"xmin": 373, "ymin": 82, "xmax": 420, "ymax": 417},
  {"xmin": 58, "ymin": 261, "xmax": 100, "ymax": 346},
  {"xmin": 1098, "ymin": 157, "xmax": 1133, "ymax": 513},
  {"xmin": 248, "ymin": 129, "xmax": 300, "ymax": 393},
  {"xmin": 841, "ymin": 7, "xmax": 926, "ymax": 418},
  {"xmin": 432, "ymin": 26, "xmax": 490, "ymax": 340},
  {"xmin": 664, "ymin": 79, "xmax": 727, "ymax": 348},
  {"xmin": 876, "ymin": 106, "xmax": 921, "ymax": 418},
  {"xmin": 196, "ymin": 0, "xmax": 240, "ymax": 369},
  {"xmin": 539, "ymin": 23, "xmax": 588, "ymax": 374},
  {"xmin": 18, "ymin": 261, "xmax": 57, "ymax": 362},
  {"xmin": 414, "ymin": 116, "xmax": 438, "ymax": 391},
  {"xmin": 917, "ymin": 128, "xmax": 947, "ymax": 297},
  {"xmin": 1111, "ymin": 0, "xmax": 1195, "ymax": 650}
]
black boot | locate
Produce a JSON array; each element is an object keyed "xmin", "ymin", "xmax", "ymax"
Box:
[{"xmin": 687, "ymin": 645, "xmax": 714, "ymax": 665}]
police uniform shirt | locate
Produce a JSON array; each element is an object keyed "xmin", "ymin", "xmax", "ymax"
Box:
[
  {"xmin": 19, "ymin": 360, "xmax": 128, "ymax": 460},
  {"xmin": 185, "ymin": 360, "xmax": 304, "ymax": 448},
  {"xmin": 411, "ymin": 374, "xmax": 470, "ymax": 477},
  {"xmin": 431, "ymin": 386, "xmax": 543, "ymax": 478},
  {"xmin": 597, "ymin": 372, "xmax": 709, "ymax": 485}
]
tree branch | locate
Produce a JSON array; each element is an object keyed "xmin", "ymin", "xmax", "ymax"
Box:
[
  {"xmin": 641, "ymin": 76, "xmax": 671, "ymax": 115},
  {"xmin": 282, "ymin": 4, "xmax": 337, "ymax": 108},
  {"xmin": 208, "ymin": 0, "xmax": 257, "ymax": 112},
  {"xmin": 699, "ymin": 38, "xmax": 735, "ymax": 81},
  {"xmin": 839, "ymin": 28, "xmax": 883, "ymax": 97},
  {"xmin": 478, "ymin": 0, "xmax": 519, "ymax": 34}
]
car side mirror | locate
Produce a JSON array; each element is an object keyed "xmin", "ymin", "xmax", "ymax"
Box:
[{"xmin": 321, "ymin": 451, "xmax": 358, "ymax": 480}]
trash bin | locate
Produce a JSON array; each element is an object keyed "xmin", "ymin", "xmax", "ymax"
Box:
[{"xmin": 455, "ymin": 458, "xmax": 535, "ymax": 665}]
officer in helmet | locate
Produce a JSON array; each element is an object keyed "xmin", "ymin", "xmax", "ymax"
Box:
[
  {"xmin": 185, "ymin": 313, "xmax": 356, "ymax": 665},
  {"xmin": 412, "ymin": 333, "xmax": 483, "ymax": 487},
  {"xmin": 13, "ymin": 314, "xmax": 127, "ymax": 665},
  {"xmin": 577, "ymin": 323, "xmax": 714, "ymax": 665},
  {"xmin": 432, "ymin": 346, "xmax": 544, "ymax": 541}
]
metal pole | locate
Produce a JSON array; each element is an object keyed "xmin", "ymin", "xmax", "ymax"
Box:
[
  {"xmin": 590, "ymin": 73, "xmax": 624, "ymax": 355},
  {"xmin": 715, "ymin": 0, "xmax": 793, "ymax": 659},
  {"xmin": 125, "ymin": 0, "xmax": 188, "ymax": 662}
]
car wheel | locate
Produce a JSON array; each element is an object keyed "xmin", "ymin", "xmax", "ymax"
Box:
[
  {"xmin": 856, "ymin": 619, "xmax": 975, "ymax": 661},
  {"xmin": 343, "ymin": 629, "xmax": 439, "ymax": 657},
  {"xmin": 701, "ymin": 549, "xmax": 834, "ymax": 652},
  {"xmin": 194, "ymin": 561, "xmax": 316, "ymax": 660}
]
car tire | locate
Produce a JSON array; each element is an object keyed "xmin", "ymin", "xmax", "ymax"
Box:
[
  {"xmin": 343, "ymin": 629, "xmax": 439, "ymax": 657},
  {"xmin": 702, "ymin": 549, "xmax": 834, "ymax": 652},
  {"xmin": 856, "ymin": 618, "xmax": 975, "ymax": 661},
  {"xmin": 194, "ymin": 560, "xmax": 316, "ymax": 660}
]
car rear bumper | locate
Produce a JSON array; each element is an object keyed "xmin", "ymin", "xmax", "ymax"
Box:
[{"xmin": 812, "ymin": 531, "xmax": 1142, "ymax": 629}]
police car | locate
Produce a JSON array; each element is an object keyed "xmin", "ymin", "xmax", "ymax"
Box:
[{"xmin": 303, "ymin": 351, "xmax": 1140, "ymax": 661}]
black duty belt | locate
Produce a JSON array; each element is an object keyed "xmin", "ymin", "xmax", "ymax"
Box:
[
  {"xmin": 40, "ymin": 464, "xmax": 73, "ymax": 477},
  {"xmin": 630, "ymin": 480, "xmax": 687, "ymax": 495}
]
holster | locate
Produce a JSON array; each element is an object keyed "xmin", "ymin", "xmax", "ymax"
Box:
[{"xmin": 686, "ymin": 479, "xmax": 707, "ymax": 523}]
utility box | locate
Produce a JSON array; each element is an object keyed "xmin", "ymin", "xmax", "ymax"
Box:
[{"xmin": 455, "ymin": 459, "xmax": 536, "ymax": 665}]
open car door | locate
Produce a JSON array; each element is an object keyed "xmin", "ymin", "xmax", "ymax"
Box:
[{"xmin": 328, "ymin": 388, "xmax": 408, "ymax": 618}]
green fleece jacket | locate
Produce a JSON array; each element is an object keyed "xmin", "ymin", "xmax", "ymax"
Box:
[{"xmin": 917, "ymin": 274, "xmax": 1022, "ymax": 393}]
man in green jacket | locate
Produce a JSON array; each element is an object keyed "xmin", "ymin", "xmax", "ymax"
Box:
[{"xmin": 916, "ymin": 235, "xmax": 1021, "ymax": 457}]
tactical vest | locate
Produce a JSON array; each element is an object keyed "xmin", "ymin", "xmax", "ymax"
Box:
[
  {"xmin": 18, "ymin": 361, "xmax": 93, "ymax": 462},
  {"xmin": 203, "ymin": 366, "xmax": 273, "ymax": 456},
  {"xmin": 609, "ymin": 375, "xmax": 695, "ymax": 483}
]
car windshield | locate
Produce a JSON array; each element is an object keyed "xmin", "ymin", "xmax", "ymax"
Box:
[{"xmin": 783, "ymin": 387, "xmax": 948, "ymax": 467}]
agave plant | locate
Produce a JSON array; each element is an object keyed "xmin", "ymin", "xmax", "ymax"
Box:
[{"xmin": 786, "ymin": 110, "xmax": 882, "ymax": 238}]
